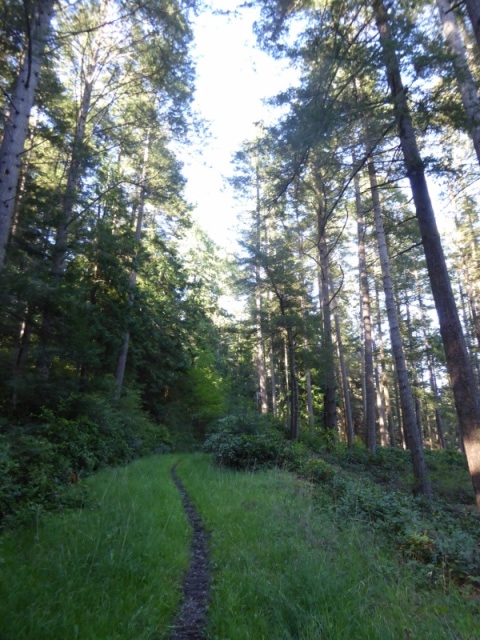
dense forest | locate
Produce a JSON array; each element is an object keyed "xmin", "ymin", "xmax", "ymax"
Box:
[{"xmin": 1, "ymin": 0, "xmax": 480, "ymax": 528}]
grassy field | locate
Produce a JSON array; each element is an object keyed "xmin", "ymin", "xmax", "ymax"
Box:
[
  {"xmin": 178, "ymin": 454, "xmax": 479, "ymax": 640},
  {"xmin": 1, "ymin": 452, "xmax": 479, "ymax": 639},
  {"xmin": 0, "ymin": 455, "xmax": 190, "ymax": 640}
]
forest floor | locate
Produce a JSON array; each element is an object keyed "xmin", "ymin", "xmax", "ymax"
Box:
[{"xmin": 1, "ymin": 453, "xmax": 479, "ymax": 639}]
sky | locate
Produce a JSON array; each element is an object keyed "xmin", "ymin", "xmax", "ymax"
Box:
[{"xmin": 178, "ymin": 0, "xmax": 297, "ymax": 250}]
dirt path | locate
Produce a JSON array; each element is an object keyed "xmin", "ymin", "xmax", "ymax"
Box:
[{"xmin": 169, "ymin": 464, "xmax": 211, "ymax": 640}]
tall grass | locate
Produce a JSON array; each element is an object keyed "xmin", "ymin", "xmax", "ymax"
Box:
[
  {"xmin": 0, "ymin": 455, "xmax": 190, "ymax": 640},
  {"xmin": 177, "ymin": 454, "xmax": 479, "ymax": 640},
  {"xmin": 1, "ymin": 453, "xmax": 478, "ymax": 639}
]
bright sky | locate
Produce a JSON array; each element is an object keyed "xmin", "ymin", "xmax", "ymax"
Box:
[{"xmin": 179, "ymin": 0, "xmax": 297, "ymax": 250}]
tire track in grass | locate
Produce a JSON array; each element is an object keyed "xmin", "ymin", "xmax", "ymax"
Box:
[{"xmin": 169, "ymin": 463, "xmax": 211, "ymax": 640}]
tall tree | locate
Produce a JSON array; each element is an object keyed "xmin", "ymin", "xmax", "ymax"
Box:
[
  {"xmin": 0, "ymin": 0, "xmax": 55, "ymax": 270},
  {"xmin": 368, "ymin": 154, "xmax": 431, "ymax": 496},
  {"xmin": 372, "ymin": 0, "xmax": 480, "ymax": 508}
]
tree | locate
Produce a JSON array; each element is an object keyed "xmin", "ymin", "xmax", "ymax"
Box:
[
  {"xmin": 0, "ymin": 0, "xmax": 55, "ymax": 270},
  {"xmin": 372, "ymin": 0, "xmax": 480, "ymax": 508},
  {"xmin": 367, "ymin": 153, "xmax": 431, "ymax": 496}
]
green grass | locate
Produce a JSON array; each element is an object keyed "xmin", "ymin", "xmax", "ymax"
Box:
[
  {"xmin": 177, "ymin": 454, "xmax": 479, "ymax": 640},
  {"xmin": 1, "ymin": 452, "xmax": 479, "ymax": 639},
  {"xmin": 0, "ymin": 455, "xmax": 190, "ymax": 640}
]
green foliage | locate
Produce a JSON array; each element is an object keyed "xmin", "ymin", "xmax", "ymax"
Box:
[
  {"xmin": 204, "ymin": 414, "xmax": 308, "ymax": 471},
  {"xmin": 186, "ymin": 347, "xmax": 228, "ymax": 433},
  {"xmin": 0, "ymin": 391, "xmax": 171, "ymax": 529},
  {"xmin": 303, "ymin": 457, "xmax": 336, "ymax": 484},
  {"xmin": 302, "ymin": 452, "xmax": 480, "ymax": 586}
]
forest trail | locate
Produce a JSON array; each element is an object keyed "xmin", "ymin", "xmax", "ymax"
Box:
[{"xmin": 169, "ymin": 463, "xmax": 211, "ymax": 640}]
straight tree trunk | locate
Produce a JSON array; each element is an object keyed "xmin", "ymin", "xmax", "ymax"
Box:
[
  {"xmin": 270, "ymin": 339, "xmax": 278, "ymax": 416},
  {"xmin": 305, "ymin": 367, "xmax": 315, "ymax": 431},
  {"xmin": 52, "ymin": 50, "xmax": 100, "ymax": 276},
  {"xmin": 375, "ymin": 364, "xmax": 389, "ymax": 446},
  {"xmin": 368, "ymin": 154, "xmax": 431, "ymax": 497},
  {"xmin": 436, "ymin": 0, "xmax": 480, "ymax": 164},
  {"xmin": 373, "ymin": 0, "xmax": 480, "ymax": 508},
  {"xmin": 354, "ymin": 169, "xmax": 376, "ymax": 452},
  {"xmin": 0, "ymin": 0, "xmax": 55, "ymax": 270},
  {"xmin": 415, "ymin": 272, "xmax": 447, "ymax": 449},
  {"xmin": 114, "ymin": 131, "xmax": 150, "ymax": 399},
  {"xmin": 374, "ymin": 279, "xmax": 396, "ymax": 446},
  {"xmin": 332, "ymin": 290, "xmax": 355, "ymax": 446},
  {"xmin": 254, "ymin": 165, "xmax": 268, "ymax": 413},
  {"xmin": 464, "ymin": 0, "xmax": 480, "ymax": 52},
  {"xmin": 286, "ymin": 324, "xmax": 300, "ymax": 440},
  {"xmin": 315, "ymin": 192, "xmax": 337, "ymax": 433}
]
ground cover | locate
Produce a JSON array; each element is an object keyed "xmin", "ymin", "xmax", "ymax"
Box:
[
  {"xmin": 0, "ymin": 455, "xmax": 190, "ymax": 640},
  {"xmin": 177, "ymin": 453, "xmax": 480, "ymax": 640},
  {"xmin": 1, "ymin": 451, "xmax": 479, "ymax": 639}
]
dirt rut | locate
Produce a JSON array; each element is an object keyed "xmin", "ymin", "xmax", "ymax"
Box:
[{"xmin": 168, "ymin": 464, "xmax": 211, "ymax": 640}]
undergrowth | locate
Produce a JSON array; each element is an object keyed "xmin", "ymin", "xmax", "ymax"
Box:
[
  {"xmin": 205, "ymin": 423, "xmax": 480, "ymax": 589},
  {"xmin": 178, "ymin": 454, "xmax": 479, "ymax": 640},
  {"xmin": 0, "ymin": 390, "xmax": 172, "ymax": 529}
]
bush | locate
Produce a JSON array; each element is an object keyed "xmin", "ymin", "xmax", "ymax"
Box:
[
  {"xmin": 0, "ymin": 391, "xmax": 172, "ymax": 529},
  {"xmin": 329, "ymin": 475, "xmax": 480, "ymax": 584},
  {"xmin": 208, "ymin": 410, "xmax": 284, "ymax": 436},
  {"xmin": 303, "ymin": 458, "xmax": 336, "ymax": 484},
  {"xmin": 204, "ymin": 429, "xmax": 307, "ymax": 471}
]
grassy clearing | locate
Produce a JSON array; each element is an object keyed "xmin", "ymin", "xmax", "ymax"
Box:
[
  {"xmin": 177, "ymin": 454, "xmax": 479, "ymax": 640},
  {"xmin": 0, "ymin": 455, "xmax": 189, "ymax": 640},
  {"xmin": 1, "ymin": 452, "xmax": 479, "ymax": 639}
]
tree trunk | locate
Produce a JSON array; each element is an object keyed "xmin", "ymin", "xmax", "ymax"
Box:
[
  {"xmin": 316, "ymin": 198, "xmax": 337, "ymax": 433},
  {"xmin": 375, "ymin": 364, "xmax": 389, "ymax": 446},
  {"xmin": 436, "ymin": 0, "xmax": 480, "ymax": 164},
  {"xmin": 286, "ymin": 324, "xmax": 300, "ymax": 440},
  {"xmin": 305, "ymin": 367, "xmax": 314, "ymax": 431},
  {"xmin": 368, "ymin": 154, "xmax": 431, "ymax": 497},
  {"xmin": 354, "ymin": 169, "xmax": 376, "ymax": 452},
  {"xmin": 374, "ymin": 280, "xmax": 396, "ymax": 446},
  {"xmin": 464, "ymin": 0, "xmax": 480, "ymax": 52},
  {"xmin": 52, "ymin": 52, "xmax": 99, "ymax": 276},
  {"xmin": 373, "ymin": 0, "xmax": 480, "ymax": 508},
  {"xmin": 0, "ymin": 0, "xmax": 55, "ymax": 270},
  {"xmin": 415, "ymin": 272, "xmax": 447, "ymax": 449},
  {"xmin": 255, "ymin": 166, "xmax": 268, "ymax": 413},
  {"xmin": 332, "ymin": 291, "xmax": 355, "ymax": 446},
  {"xmin": 114, "ymin": 131, "xmax": 150, "ymax": 399}
]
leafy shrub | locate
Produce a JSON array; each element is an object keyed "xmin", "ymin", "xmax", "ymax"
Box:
[
  {"xmin": 204, "ymin": 429, "xmax": 307, "ymax": 471},
  {"xmin": 328, "ymin": 474, "xmax": 480, "ymax": 584},
  {"xmin": 303, "ymin": 458, "xmax": 336, "ymax": 484},
  {"xmin": 0, "ymin": 391, "xmax": 172, "ymax": 529}
]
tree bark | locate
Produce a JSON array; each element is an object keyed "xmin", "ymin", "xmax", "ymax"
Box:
[
  {"xmin": 114, "ymin": 131, "xmax": 150, "ymax": 399},
  {"xmin": 368, "ymin": 154, "xmax": 431, "ymax": 497},
  {"xmin": 415, "ymin": 272, "xmax": 447, "ymax": 449},
  {"xmin": 373, "ymin": 0, "xmax": 480, "ymax": 507},
  {"xmin": 374, "ymin": 280, "xmax": 396, "ymax": 446},
  {"xmin": 254, "ymin": 165, "xmax": 268, "ymax": 413},
  {"xmin": 436, "ymin": 0, "xmax": 480, "ymax": 165},
  {"xmin": 332, "ymin": 290, "xmax": 355, "ymax": 446},
  {"xmin": 315, "ymin": 188, "xmax": 337, "ymax": 433},
  {"xmin": 354, "ymin": 169, "xmax": 376, "ymax": 452},
  {"xmin": 0, "ymin": 0, "xmax": 55, "ymax": 270},
  {"xmin": 464, "ymin": 0, "xmax": 480, "ymax": 53}
]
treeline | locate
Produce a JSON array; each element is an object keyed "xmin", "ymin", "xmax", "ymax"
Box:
[
  {"xmin": 0, "ymin": 0, "xmax": 238, "ymax": 525},
  {"xmin": 232, "ymin": 0, "xmax": 480, "ymax": 506}
]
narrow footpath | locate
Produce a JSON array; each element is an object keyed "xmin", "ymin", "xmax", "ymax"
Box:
[{"xmin": 169, "ymin": 464, "xmax": 211, "ymax": 640}]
